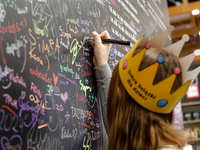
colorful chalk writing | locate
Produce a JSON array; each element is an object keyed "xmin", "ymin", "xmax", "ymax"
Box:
[
  {"xmin": 0, "ymin": 18, "xmax": 27, "ymax": 41},
  {"xmin": 60, "ymin": 64, "xmax": 75, "ymax": 78},
  {"xmin": 30, "ymin": 82, "xmax": 43, "ymax": 98},
  {"xmin": 3, "ymin": 93, "xmax": 18, "ymax": 109},
  {"xmin": 70, "ymin": 38, "xmax": 83, "ymax": 65},
  {"xmin": 0, "ymin": 1, "xmax": 6, "ymax": 28},
  {"xmin": 9, "ymin": 71, "xmax": 26, "ymax": 88},
  {"xmin": 79, "ymin": 79, "xmax": 92, "ymax": 97},
  {"xmin": 29, "ymin": 94, "xmax": 45, "ymax": 110},
  {"xmin": 32, "ymin": 18, "xmax": 49, "ymax": 37}
]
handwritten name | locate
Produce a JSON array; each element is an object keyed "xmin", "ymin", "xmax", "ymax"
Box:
[
  {"xmin": 32, "ymin": 18, "xmax": 48, "ymax": 37},
  {"xmin": 29, "ymin": 94, "xmax": 45, "ymax": 110},
  {"xmin": 4, "ymin": 143, "xmax": 20, "ymax": 150},
  {"xmin": 60, "ymin": 64, "xmax": 75, "ymax": 78},
  {"xmin": 17, "ymin": 6, "xmax": 28, "ymax": 14},
  {"xmin": 6, "ymin": 40, "xmax": 23, "ymax": 57},
  {"xmin": 61, "ymin": 126, "xmax": 77, "ymax": 140},
  {"xmin": 76, "ymin": 84, "xmax": 88, "ymax": 103},
  {"xmin": 18, "ymin": 96, "xmax": 44, "ymax": 117},
  {"xmin": 30, "ymin": 82, "xmax": 42, "ymax": 98},
  {"xmin": 66, "ymin": 18, "xmax": 79, "ymax": 26},
  {"xmin": 71, "ymin": 106, "xmax": 87, "ymax": 120},
  {"xmin": 10, "ymin": 71, "xmax": 26, "ymax": 88},
  {"xmin": 87, "ymin": 8, "xmax": 100, "ymax": 18},
  {"xmin": 27, "ymin": 121, "xmax": 64, "ymax": 150},
  {"xmin": 79, "ymin": 80, "xmax": 92, "ymax": 97},
  {"xmin": 59, "ymin": 26, "xmax": 72, "ymax": 41},
  {"xmin": 80, "ymin": 56, "xmax": 92, "ymax": 67},
  {"xmin": 29, "ymin": 43, "xmax": 44, "ymax": 65},
  {"xmin": 29, "ymin": 67, "xmax": 52, "ymax": 85},
  {"xmin": 57, "ymin": 72, "xmax": 76, "ymax": 85},
  {"xmin": 3, "ymin": 93, "xmax": 18, "ymax": 109},
  {"xmin": 0, "ymin": 65, "xmax": 13, "ymax": 81},
  {"xmin": 82, "ymin": 68, "xmax": 92, "ymax": 77},
  {"xmin": 0, "ymin": 18, "xmax": 27, "ymax": 40}
]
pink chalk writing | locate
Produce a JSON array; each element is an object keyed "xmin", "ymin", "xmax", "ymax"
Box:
[
  {"xmin": 30, "ymin": 82, "xmax": 42, "ymax": 98},
  {"xmin": 9, "ymin": 71, "xmax": 26, "ymax": 87},
  {"xmin": 3, "ymin": 93, "xmax": 18, "ymax": 109}
]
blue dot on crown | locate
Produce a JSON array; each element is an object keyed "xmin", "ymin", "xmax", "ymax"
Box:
[
  {"xmin": 157, "ymin": 100, "xmax": 168, "ymax": 107},
  {"xmin": 157, "ymin": 57, "xmax": 164, "ymax": 64},
  {"xmin": 143, "ymin": 30, "xmax": 147, "ymax": 36}
]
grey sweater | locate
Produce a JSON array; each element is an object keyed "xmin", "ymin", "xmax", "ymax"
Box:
[{"xmin": 93, "ymin": 64, "xmax": 112, "ymax": 134}]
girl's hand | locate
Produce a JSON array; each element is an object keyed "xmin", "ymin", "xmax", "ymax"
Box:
[{"xmin": 92, "ymin": 31, "xmax": 112, "ymax": 67}]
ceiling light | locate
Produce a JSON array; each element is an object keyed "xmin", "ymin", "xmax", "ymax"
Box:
[
  {"xmin": 199, "ymin": 31, "xmax": 200, "ymax": 35},
  {"xmin": 175, "ymin": 2, "xmax": 182, "ymax": 6},
  {"xmin": 192, "ymin": 9, "xmax": 200, "ymax": 15}
]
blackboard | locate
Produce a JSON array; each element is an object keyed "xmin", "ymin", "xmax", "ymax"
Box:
[{"xmin": 0, "ymin": 0, "xmax": 170, "ymax": 149}]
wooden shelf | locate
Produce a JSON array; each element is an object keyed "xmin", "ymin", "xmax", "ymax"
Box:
[
  {"xmin": 188, "ymin": 138, "xmax": 200, "ymax": 144},
  {"xmin": 168, "ymin": 1, "xmax": 200, "ymax": 16},
  {"xmin": 184, "ymin": 119, "xmax": 200, "ymax": 125},
  {"xmin": 181, "ymin": 101, "xmax": 200, "ymax": 107},
  {"xmin": 189, "ymin": 138, "xmax": 200, "ymax": 142}
]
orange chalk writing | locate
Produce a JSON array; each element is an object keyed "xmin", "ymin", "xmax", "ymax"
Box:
[
  {"xmin": 29, "ymin": 67, "xmax": 52, "ymax": 85},
  {"xmin": 0, "ymin": 18, "xmax": 27, "ymax": 41}
]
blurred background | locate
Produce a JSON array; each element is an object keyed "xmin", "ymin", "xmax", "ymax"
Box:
[
  {"xmin": 167, "ymin": 0, "xmax": 200, "ymax": 64},
  {"xmin": 167, "ymin": 1, "xmax": 200, "ymax": 148}
]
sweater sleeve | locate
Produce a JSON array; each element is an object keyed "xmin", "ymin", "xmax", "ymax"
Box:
[{"xmin": 93, "ymin": 63, "xmax": 112, "ymax": 134}]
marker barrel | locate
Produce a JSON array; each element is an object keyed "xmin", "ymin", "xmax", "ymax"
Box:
[{"xmin": 101, "ymin": 39, "xmax": 130, "ymax": 46}]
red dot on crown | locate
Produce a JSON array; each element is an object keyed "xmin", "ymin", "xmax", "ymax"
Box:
[
  {"xmin": 173, "ymin": 67, "xmax": 181, "ymax": 75},
  {"xmin": 123, "ymin": 60, "xmax": 128, "ymax": 70},
  {"xmin": 145, "ymin": 42, "xmax": 150, "ymax": 49}
]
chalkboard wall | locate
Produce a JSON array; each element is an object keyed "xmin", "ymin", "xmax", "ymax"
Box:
[{"xmin": 0, "ymin": 0, "xmax": 170, "ymax": 149}]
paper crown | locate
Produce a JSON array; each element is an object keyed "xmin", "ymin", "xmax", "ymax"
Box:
[{"xmin": 119, "ymin": 24, "xmax": 200, "ymax": 114}]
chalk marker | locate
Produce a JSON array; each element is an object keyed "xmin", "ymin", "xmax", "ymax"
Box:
[{"xmin": 88, "ymin": 38, "xmax": 130, "ymax": 46}]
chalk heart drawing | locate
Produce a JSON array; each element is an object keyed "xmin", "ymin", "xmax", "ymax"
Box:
[
  {"xmin": 1, "ymin": 135, "xmax": 22, "ymax": 150},
  {"xmin": 60, "ymin": 91, "xmax": 68, "ymax": 104},
  {"xmin": 53, "ymin": 72, "xmax": 58, "ymax": 86},
  {"xmin": 21, "ymin": 90, "xmax": 26, "ymax": 100}
]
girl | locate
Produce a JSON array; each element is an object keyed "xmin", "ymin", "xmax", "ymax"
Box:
[{"xmin": 92, "ymin": 30, "xmax": 193, "ymax": 150}]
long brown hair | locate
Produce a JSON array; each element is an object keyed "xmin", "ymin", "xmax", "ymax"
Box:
[{"xmin": 107, "ymin": 48, "xmax": 187, "ymax": 150}]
